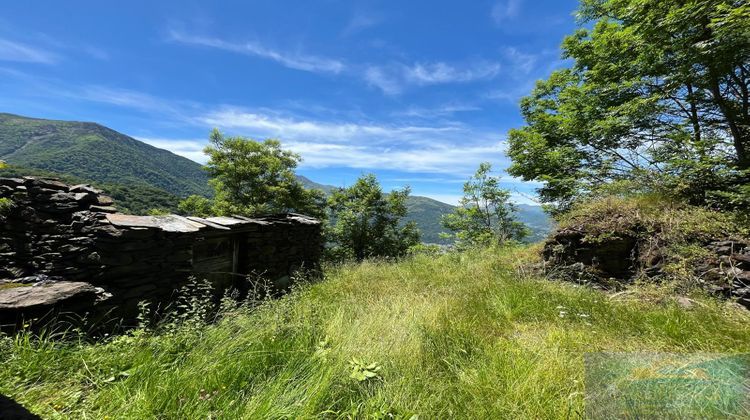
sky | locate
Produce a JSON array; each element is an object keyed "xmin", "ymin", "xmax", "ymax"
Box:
[{"xmin": 0, "ymin": 0, "xmax": 579, "ymax": 205}]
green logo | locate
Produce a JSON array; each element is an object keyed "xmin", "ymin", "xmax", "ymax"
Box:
[{"xmin": 585, "ymin": 353, "xmax": 750, "ymax": 419}]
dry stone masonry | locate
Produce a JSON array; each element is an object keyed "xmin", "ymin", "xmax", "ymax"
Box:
[
  {"xmin": 543, "ymin": 228, "xmax": 750, "ymax": 309},
  {"xmin": 0, "ymin": 177, "xmax": 322, "ymax": 329}
]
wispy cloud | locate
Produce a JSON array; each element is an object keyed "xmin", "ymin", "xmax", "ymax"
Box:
[
  {"xmin": 405, "ymin": 62, "xmax": 501, "ymax": 84},
  {"xmin": 71, "ymin": 85, "xmax": 201, "ymax": 123},
  {"xmin": 364, "ymin": 61, "xmax": 501, "ymax": 95},
  {"xmin": 491, "ymin": 0, "xmax": 523, "ymax": 23},
  {"xmin": 0, "ymin": 38, "xmax": 59, "ymax": 64},
  {"xmin": 199, "ymin": 107, "xmax": 507, "ymax": 175},
  {"xmin": 284, "ymin": 141, "xmax": 505, "ymax": 174},
  {"xmin": 364, "ymin": 66, "xmax": 403, "ymax": 95},
  {"xmin": 167, "ymin": 30, "xmax": 346, "ymax": 74},
  {"xmin": 393, "ymin": 104, "xmax": 481, "ymax": 119},
  {"xmin": 137, "ymin": 137, "xmax": 207, "ymax": 163},
  {"xmin": 343, "ymin": 12, "xmax": 384, "ymax": 36},
  {"xmin": 0, "ymin": 65, "xmax": 513, "ymax": 178},
  {"xmin": 501, "ymin": 47, "xmax": 538, "ymax": 74},
  {"xmin": 201, "ymin": 107, "xmax": 464, "ymax": 144},
  {"xmin": 82, "ymin": 45, "xmax": 109, "ymax": 61}
]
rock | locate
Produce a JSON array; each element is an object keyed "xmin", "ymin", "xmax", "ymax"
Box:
[
  {"xmin": 707, "ymin": 240, "xmax": 747, "ymax": 255},
  {"xmin": 72, "ymin": 192, "xmax": 96, "ymax": 203},
  {"xmin": 0, "ymin": 178, "xmax": 25, "ymax": 187},
  {"xmin": 69, "ymin": 184, "xmax": 101, "ymax": 194},
  {"xmin": 675, "ymin": 296, "xmax": 695, "ymax": 309},
  {"xmin": 89, "ymin": 205, "xmax": 118, "ymax": 213},
  {"xmin": 543, "ymin": 229, "xmax": 637, "ymax": 279},
  {"xmin": 0, "ymin": 175, "xmax": 324, "ymax": 329},
  {"xmin": 96, "ymin": 195, "xmax": 115, "ymax": 206},
  {"xmin": 0, "ymin": 281, "xmax": 108, "ymax": 311}
]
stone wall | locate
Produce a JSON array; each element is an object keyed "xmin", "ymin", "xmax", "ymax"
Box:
[
  {"xmin": 542, "ymin": 228, "xmax": 750, "ymax": 308},
  {"xmin": 0, "ymin": 177, "xmax": 322, "ymax": 329}
]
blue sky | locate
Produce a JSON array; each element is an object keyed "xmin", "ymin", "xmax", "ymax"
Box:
[{"xmin": 0, "ymin": 0, "xmax": 579, "ymax": 204}]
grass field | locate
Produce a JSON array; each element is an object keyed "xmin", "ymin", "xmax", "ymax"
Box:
[{"xmin": 2, "ymin": 247, "xmax": 750, "ymax": 418}]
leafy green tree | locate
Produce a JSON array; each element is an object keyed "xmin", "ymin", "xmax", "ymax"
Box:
[
  {"xmin": 507, "ymin": 0, "xmax": 750, "ymax": 212},
  {"xmin": 327, "ymin": 174, "xmax": 420, "ymax": 261},
  {"xmin": 177, "ymin": 195, "xmax": 213, "ymax": 217},
  {"xmin": 441, "ymin": 163, "xmax": 527, "ymax": 247},
  {"xmin": 179, "ymin": 129, "xmax": 325, "ymax": 218}
]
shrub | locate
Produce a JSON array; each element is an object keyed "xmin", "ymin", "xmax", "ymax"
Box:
[{"xmin": 0, "ymin": 197, "xmax": 13, "ymax": 217}]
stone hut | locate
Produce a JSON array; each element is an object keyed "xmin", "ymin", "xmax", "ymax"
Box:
[{"xmin": 0, "ymin": 177, "xmax": 322, "ymax": 329}]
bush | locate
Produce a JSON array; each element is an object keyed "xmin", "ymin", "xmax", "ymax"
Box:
[{"xmin": 0, "ymin": 197, "xmax": 12, "ymax": 215}]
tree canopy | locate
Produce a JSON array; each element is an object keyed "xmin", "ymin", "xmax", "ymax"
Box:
[
  {"xmin": 179, "ymin": 129, "xmax": 325, "ymax": 218},
  {"xmin": 508, "ymin": 0, "xmax": 750, "ymax": 212},
  {"xmin": 326, "ymin": 174, "xmax": 420, "ymax": 261}
]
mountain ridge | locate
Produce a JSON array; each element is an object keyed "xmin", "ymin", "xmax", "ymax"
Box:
[{"xmin": 0, "ymin": 113, "xmax": 211, "ymax": 198}]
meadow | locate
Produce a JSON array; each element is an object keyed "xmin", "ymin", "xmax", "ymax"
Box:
[{"xmin": 3, "ymin": 247, "xmax": 750, "ymax": 419}]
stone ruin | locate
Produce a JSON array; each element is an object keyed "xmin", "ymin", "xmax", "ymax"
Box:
[
  {"xmin": 0, "ymin": 177, "xmax": 322, "ymax": 330},
  {"xmin": 542, "ymin": 228, "xmax": 750, "ymax": 308}
]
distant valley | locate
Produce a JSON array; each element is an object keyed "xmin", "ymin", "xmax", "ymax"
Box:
[{"xmin": 0, "ymin": 113, "xmax": 553, "ymax": 243}]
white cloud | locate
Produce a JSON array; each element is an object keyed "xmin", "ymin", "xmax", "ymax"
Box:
[
  {"xmin": 343, "ymin": 12, "xmax": 384, "ymax": 35},
  {"xmin": 393, "ymin": 104, "xmax": 481, "ymax": 118},
  {"xmin": 501, "ymin": 46, "xmax": 538, "ymax": 74},
  {"xmin": 0, "ymin": 38, "xmax": 58, "ymax": 64},
  {"xmin": 405, "ymin": 62, "xmax": 500, "ymax": 84},
  {"xmin": 364, "ymin": 61, "xmax": 501, "ymax": 95},
  {"xmin": 364, "ymin": 66, "xmax": 403, "ymax": 95},
  {"xmin": 199, "ymin": 107, "xmax": 508, "ymax": 175},
  {"xmin": 200, "ymin": 108, "xmax": 463, "ymax": 144},
  {"xmin": 420, "ymin": 193, "xmax": 463, "ymax": 206},
  {"xmin": 168, "ymin": 30, "xmax": 345, "ymax": 74},
  {"xmin": 0, "ymin": 67, "xmax": 517, "ymax": 179},
  {"xmin": 80, "ymin": 86, "xmax": 171, "ymax": 111},
  {"xmin": 285, "ymin": 140, "xmax": 506, "ymax": 173},
  {"xmin": 491, "ymin": 0, "xmax": 523, "ymax": 23},
  {"xmin": 67, "ymin": 85, "xmax": 201, "ymax": 123},
  {"xmin": 137, "ymin": 137, "xmax": 207, "ymax": 163}
]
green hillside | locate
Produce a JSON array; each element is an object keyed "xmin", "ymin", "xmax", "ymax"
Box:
[
  {"xmin": 0, "ymin": 113, "xmax": 211, "ymax": 198},
  {"xmin": 298, "ymin": 177, "xmax": 553, "ymax": 244}
]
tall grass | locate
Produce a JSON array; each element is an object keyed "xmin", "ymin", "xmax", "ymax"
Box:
[{"xmin": 2, "ymin": 247, "xmax": 750, "ymax": 418}]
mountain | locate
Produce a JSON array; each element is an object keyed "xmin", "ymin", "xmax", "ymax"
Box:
[
  {"xmin": 404, "ymin": 195, "xmax": 456, "ymax": 244},
  {"xmin": 0, "ymin": 113, "xmax": 211, "ymax": 198},
  {"xmin": 297, "ymin": 176, "xmax": 335, "ymax": 194},
  {"xmin": 516, "ymin": 204, "xmax": 555, "ymax": 243},
  {"xmin": 298, "ymin": 177, "xmax": 553, "ymax": 244}
]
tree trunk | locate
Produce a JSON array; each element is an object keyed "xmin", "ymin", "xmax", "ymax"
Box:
[{"xmin": 709, "ymin": 76, "xmax": 750, "ymax": 169}]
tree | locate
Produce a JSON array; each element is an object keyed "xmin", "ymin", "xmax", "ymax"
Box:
[
  {"xmin": 179, "ymin": 129, "xmax": 325, "ymax": 218},
  {"xmin": 441, "ymin": 163, "xmax": 527, "ymax": 247},
  {"xmin": 507, "ymin": 0, "xmax": 750, "ymax": 212},
  {"xmin": 327, "ymin": 174, "xmax": 420, "ymax": 261},
  {"xmin": 177, "ymin": 195, "xmax": 213, "ymax": 217}
]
